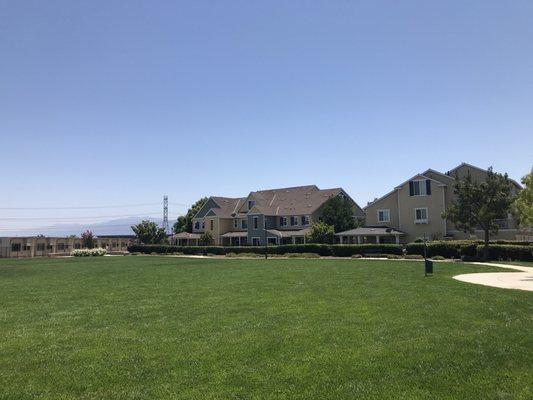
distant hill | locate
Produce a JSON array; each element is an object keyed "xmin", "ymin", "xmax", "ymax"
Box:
[{"xmin": 1, "ymin": 217, "xmax": 165, "ymax": 237}]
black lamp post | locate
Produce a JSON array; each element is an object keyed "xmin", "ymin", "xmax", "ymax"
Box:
[{"xmin": 264, "ymin": 216, "xmax": 268, "ymax": 259}]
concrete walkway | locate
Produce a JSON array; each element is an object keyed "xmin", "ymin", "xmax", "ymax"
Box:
[{"xmin": 454, "ymin": 262, "xmax": 533, "ymax": 292}]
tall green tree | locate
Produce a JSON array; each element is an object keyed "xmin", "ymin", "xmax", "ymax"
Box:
[
  {"xmin": 306, "ymin": 222, "xmax": 335, "ymax": 244},
  {"xmin": 320, "ymin": 196, "xmax": 358, "ymax": 232},
  {"xmin": 199, "ymin": 232, "xmax": 214, "ymax": 246},
  {"xmin": 512, "ymin": 168, "xmax": 532, "ymax": 228},
  {"xmin": 131, "ymin": 220, "xmax": 167, "ymax": 244},
  {"xmin": 81, "ymin": 230, "xmax": 95, "ymax": 249},
  {"xmin": 173, "ymin": 197, "xmax": 209, "ymax": 234},
  {"xmin": 443, "ymin": 168, "xmax": 513, "ymax": 260}
]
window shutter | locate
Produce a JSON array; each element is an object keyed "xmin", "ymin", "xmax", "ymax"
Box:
[
  {"xmin": 409, "ymin": 181, "xmax": 414, "ymax": 196},
  {"xmin": 426, "ymin": 179, "xmax": 431, "ymax": 195}
]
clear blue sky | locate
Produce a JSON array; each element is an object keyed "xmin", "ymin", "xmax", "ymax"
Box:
[{"xmin": 1, "ymin": 1, "xmax": 532, "ymax": 231}]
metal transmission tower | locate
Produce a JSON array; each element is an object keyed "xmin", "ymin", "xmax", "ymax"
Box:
[{"xmin": 162, "ymin": 195, "xmax": 169, "ymax": 234}]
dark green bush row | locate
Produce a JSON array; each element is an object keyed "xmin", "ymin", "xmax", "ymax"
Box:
[
  {"xmin": 127, "ymin": 244, "xmax": 403, "ymax": 257},
  {"xmin": 329, "ymin": 244, "xmax": 403, "ymax": 256},
  {"xmin": 477, "ymin": 245, "xmax": 532, "ymax": 261},
  {"xmin": 405, "ymin": 241, "xmax": 477, "ymax": 258},
  {"xmin": 405, "ymin": 240, "xmax": 532, "ymax": 261}
]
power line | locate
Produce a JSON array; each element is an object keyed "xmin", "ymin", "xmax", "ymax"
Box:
[
  {"xmin": 0, "ymin": 203, "xmax": 162, "ymax": 210},
  {"xmin": 0, "ymin": 212, "xmax": 184, "ymax": 221},
  {"xmin": 0, "ymin": 202, "xmax": 192, "ymax": 210},
  {"xmin": 0, "ymin": 222, "xmax": 170, "ymax": 232}
]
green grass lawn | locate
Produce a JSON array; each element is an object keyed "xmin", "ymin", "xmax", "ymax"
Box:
[{"xmin": 0, "ymin": 257, "xmax": 531, "ymax": 400}]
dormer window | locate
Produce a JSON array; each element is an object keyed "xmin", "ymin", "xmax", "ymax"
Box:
[
  {"xmin": 248, "ymin": 200, "xmax": 256, "ymax": 210},
  {"xmin": 409, "ymin": 179, "xmax": 431, "ymax": 196}
]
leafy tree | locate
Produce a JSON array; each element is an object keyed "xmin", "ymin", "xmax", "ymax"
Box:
[
  {"xmin": 320, "ymin": 196, "xmax": 358, "ymax": 232},
  {"xmin": 81, "ymin": 230, "xmax": 95, "ymax": 249},
  {"xmin": 131, "ymin": 220, "xmax": 167, "ymax": 244},
  {"xmin": 306, "ymin": 222, "xmax": 335, "ymax": 244},
  {"xmin": 199, "ymin": 232, "xmax": 214, "ymax": 246},
  {"xmin": 512, "ymin": 168, "xmax": 532, "ymax": 228},
  {"xmin": 173, "ymin": 197, "xmax": 209, "ymax": 233},
  {"xmin": 443, "ymin": 168, "xmax": 513, "ymax": 260}
]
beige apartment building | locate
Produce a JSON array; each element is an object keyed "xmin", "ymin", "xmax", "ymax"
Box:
[
  {"xmin": 0, "ymin": 235, "xmax": 135, "ymax": 258},
  {"xmin": 361, "ymin": 163, "xmax": 522, "ymax": 244}
]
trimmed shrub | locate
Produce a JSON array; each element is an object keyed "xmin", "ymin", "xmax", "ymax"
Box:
[
  {"xmin": 330, "ymin": 244, "xmax": 403, "ymax": 257},
  {"xmin": 476, "ymin": 245, "xmax": 533, "ymax": 261},
  {"xmin": 406, "ymin": 241, "xmax": 482, "ymax": 259},
  {"xmin": 285, "ymin": 253, "xmax": 320, "ymax": 258},
  {"xmin": 386, "ymin": 254, "xmax": 402, "ymax": 259},
  {"xmin": 71, "ymin": 248, "xmax": 107, "ymax": 257},
  {"xmin": 404, "ymin": 254, "xmax": 424, "ymax": 260},
  {"xmin": 461, "ymin": 255, "xmax": 481, "ymax": 262},
  {"xmin": 405, "ymin": 240, "xmax": 531, "ymax": 259},
  {"xmin": 226, "ymin": 252, "xmax": 262, "ymax": 258},
  {"xmin": 431, "ymin": 255, "xmax": 445, "ymax": 260},
  {"xmin": 127, "ymin": 244, "xmax": 401, "ymax": 258},
  {"xmin": 351, "ymin": 254, "xmax": 363, "ymax": 258}
]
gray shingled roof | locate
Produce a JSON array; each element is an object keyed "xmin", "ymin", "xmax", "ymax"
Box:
[
  {"xmin": 210, "ymin": 197, "xmax": 246, "ymax": 218},
  {"xmin": 173, "ymin": 232, "xmax": 202, "ymax": 239},
  {"xmin": 244, "ymin": 185, "xmax": 346, "ymax": 216},
  {"xmin": 335, "ymin": 227, "xmax": 405, "ymax": 236},
  {"xmin": 267, "ymin": 228, "xmax": 310, "ymax": 238},
  {"xmin": 220, "ymin": 231, "xmax": 248, "ymax": 238}
]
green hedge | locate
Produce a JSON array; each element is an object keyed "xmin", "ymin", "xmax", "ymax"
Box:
[
  {"xmin": 476, "ymin": 245, "xmax": 533, "ymax": 261},
  {"xmin": 405, "ymin": 240, "xmax": 532, "ymax": 261},
  {"xmin": 330, "ymin": 244, "xmax": 403, "ymax": 257},
  {"xmin": 127, "ymin": 244, "xmax": 403, "ymax": 257},
  {"xmin": 405, "ymin": 241, "xmax": 477, "ymax": 258}
]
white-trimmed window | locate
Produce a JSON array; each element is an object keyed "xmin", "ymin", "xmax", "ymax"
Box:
[
  {"xmin": 302, "ymin": 215, "xmax": 310, "ymax": 226},
  {"xmin": 280, "ymin": 217, "xmax": 288, "ymax": 227},
  {"xmin": 241, "ymin": 219, "xmax": 247, "ymax": 229},
  {"xmin": 290, "ymin": 216, "xmax": 298, "ymax": 226},
  {"xmin": 253, "ymin": 217, "xmax": 258, "ymax": 229},
  {"xmin": 252, "ymin": 237, "xmax": 260, "ymax": 246},
  {"xmin": 377, "ymin": 209, "xmax": 390, "ymax": 223},
  {"xmin": 201, "ymin": 221, "xmax": 205, "ymax": 229},
  {"xmin": 248, "ymin": 200, "xmax": 255, "ymax": 210},
  {"xmin": 414, "ymin": 208, "xmax": 428, "ymax": 223},
  {"xmin": 194, "ymin": 221, "xmax": 200, "ymax": 230}
]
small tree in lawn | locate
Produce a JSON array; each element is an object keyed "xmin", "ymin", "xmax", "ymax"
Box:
[
  {"xmin": 512, "ymin": 168, "xmax": 532, "ymax": 228},
  {"xmin": 320, "ymin": 196, "xmax": 358, "ymax": 233},
  {"xmin": 131, "ymin": 220, "xmax": 167, "ymax": 244},
  {"xmin": 306, "ymin": 222, "xmax": 335, "ymax": 244},
  {"xmin": 173, "ymin": 197, "xmax": 209, "ymax": 233},
  {"xmin": 443, "ymin": 168, "xmax": 513, "ymax": 260},
  {"xmin": 81, "ymin": 230, "xmax": 95, "ymax": 249},
  {"xmin": 199, "ymin": 232, "xmax": 214, "ymax": 246}
]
